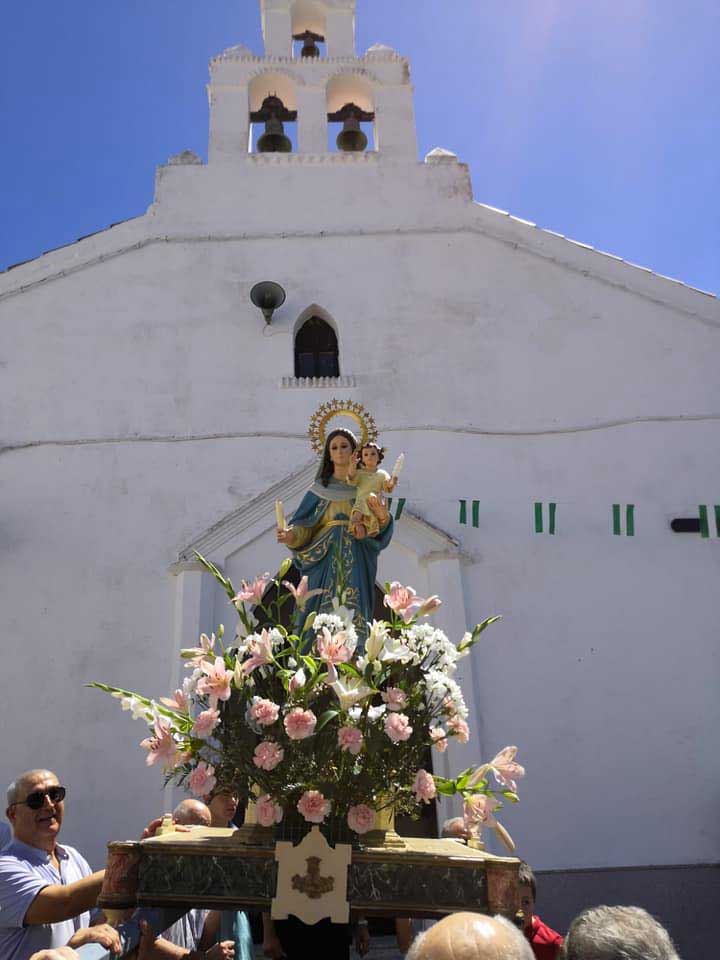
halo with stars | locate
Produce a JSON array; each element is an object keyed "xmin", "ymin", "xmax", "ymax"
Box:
[{"xmin": 307, "ymin": 399, "xmax": 379, "ymax": 455}]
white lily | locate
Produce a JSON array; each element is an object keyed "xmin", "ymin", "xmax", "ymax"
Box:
[
  {"xmin": 365, "ymin": 620, "xmax": 389, "ymax": 661},
  {"xmin": 324, "ymin": 662, "xmax": 373, "ymax": 712},
  {"xmin": 331, "ymin": 598, "xmax": 356, "ymax": 631}
]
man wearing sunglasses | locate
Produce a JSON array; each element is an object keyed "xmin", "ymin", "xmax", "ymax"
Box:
[{"xmin": 0, "ymin": 769, "xmax": 121, "ymax": 960}]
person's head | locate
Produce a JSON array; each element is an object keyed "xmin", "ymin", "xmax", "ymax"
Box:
[
  {"xmin": 359, "ymin": 442, "xmax": 385, "ymax": 470},
  {"xmin": 563, "ymin": 906, "xmax": 680, "ymax": 960},
  {"xmin": 172, "ymin": 798, "xmax": 211, "ymax": 827},
  {"xmin": 441, "ymin": 817, "xmax": 468, "ymax": 841},
  {"xmin": 206, "ymin": 786, "xmax": 240, "ymax": 827},
  {"xmin": 320, "ymin": 428, "xmax": 357, "ymax": 486},
  {"xmin": 517, "ymin": 861, "xmax": 536, "ymax": 934},
  {"xmin": 6, "ymin": 769, "xmax": 64, "ymax": 852},
  {"xmin": 407, "ymin": 912, "xmax": 534, "ymax": 960}
]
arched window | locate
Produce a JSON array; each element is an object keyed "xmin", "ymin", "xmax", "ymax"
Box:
[{"xmin": 294, "ymin": 316, "xmax": 339, "ymax": 378}]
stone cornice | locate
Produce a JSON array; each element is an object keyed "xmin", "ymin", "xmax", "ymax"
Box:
[
  {"xmin": 1, "ymin": 216, "xmax": 716, "ymax": 323},
  {"xmin": 211, "ymin": 51, "xmax": 406, "ymax": 67}
]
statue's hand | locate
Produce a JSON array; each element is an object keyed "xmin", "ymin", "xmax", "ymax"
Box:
[
  {"xmin": 367, "ymin": 493, "xmax": 390, "ymax": 526},
  {"xmin": 351, "ymin": 522, "xmax": 368, "ymax": 540}
]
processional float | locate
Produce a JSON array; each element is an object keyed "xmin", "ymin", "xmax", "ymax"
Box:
[{"xmin": 88, "ymin": 402, "xmax": 524, "ymax": 956}]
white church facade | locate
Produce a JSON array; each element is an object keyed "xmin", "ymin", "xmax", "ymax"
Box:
[{"xmin": 1, "ymin": 0, "xmax": 718, "ymax": 951}]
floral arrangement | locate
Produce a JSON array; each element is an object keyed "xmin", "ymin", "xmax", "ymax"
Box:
[{"xmin": 92, "ymin": 553, "xmax": 524, "ymax": 848}]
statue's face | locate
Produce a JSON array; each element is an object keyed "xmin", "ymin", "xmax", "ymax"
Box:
[
  {"xmin": 328, "ymin": 434, "xmax": 354, "ymax": 466},
  {"xmin": 361, "ymin": 446, "xmax": 380, "ymax": 470}
]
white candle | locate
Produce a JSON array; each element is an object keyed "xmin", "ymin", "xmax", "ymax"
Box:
[
  {"xmin": 275, "ymin": 500, "xmax": 285, "ymax": 531},
  {"xmin": 391, "ymin": 453, "xmax": 405, "ymax": 479}
]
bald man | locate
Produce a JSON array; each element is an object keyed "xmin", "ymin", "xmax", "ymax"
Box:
[
  {"xmin": 171, "ymin": 799, "xmax": 212, "ymax": 828},
  {"xmin": 407, "ymin": 912, "xmax": 534, "ymax": 960}
]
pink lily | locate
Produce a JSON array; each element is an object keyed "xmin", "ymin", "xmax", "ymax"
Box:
[
  {"xmin": 181, "ymin": 632, "xmax": 216, "ymax": 668},
  {"xmin": 282, "ymin": 576, "xmax": 323, "ymax": 611},
  {"xmin": 196, "ymin": 657, "xmax": 233, "ymax": 703},
  {"xmin": 468, "ymin": 745, "xmax": 525, "ymax": 792},
  {"xmin": 140, "ymin": 717, "xmax": 182, "ymax": 769},
  {"xmin": 160, "ymin": 689, "xmax": 190, "ymax": 712},
  {"xmin": 416, "ymin": 595, "xmax": 442, "ymax": 618},
  {"xmin": 240, "ymin": 629, "xmax": 275, "ymax": 676},
  {"xmin": 232, "ymin": 573, "xmax": 271, "ymax": 607},
  {"xmin": 317, "ymin": 627, "xmax": 356, "ymax": 665},
  {"xmin": 383, "ymin": 582, "xmax": 430, "ymax": 623}
]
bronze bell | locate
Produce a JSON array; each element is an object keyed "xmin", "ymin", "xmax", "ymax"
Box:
[
  {"xmin": 257, "ymin": 116, "xmax": 292, "ymax": 153},
  {"xmin": 328, "ymin": 102, "xmax": 375, "ymax": 153},
  {"xmin": 294, "ymin": 30, "xmax": 323, "ymax": 58},
  {"xmin": 251, "ymin": 95, "xmax": 296, "ymax": 153},
  {"xmin": 336, "ymin": 115, "xmax": 368, "ymax": 153}
]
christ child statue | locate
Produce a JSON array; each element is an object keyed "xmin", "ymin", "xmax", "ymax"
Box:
[{"xmin": 347, "ymin": 442, "xmax": 398, "ymax": 538}]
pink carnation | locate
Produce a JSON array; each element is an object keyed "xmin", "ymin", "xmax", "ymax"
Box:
[
  {"xmin": 256, "ymin": 795, "xmax": 283, "ymax": 827},
  {"xmin": 384, "ymin": 712, "xmax": 413, "ymax": 743},
  {"xmin": 442, "ymin": 696, "xmax": 457, "ymax": 717},
  {"xmin": 347, "ymin": 804, "xmax": 375, "ymax": 834},
  {"xmin": 297, "ymin": 790, "xmax": 331, "ymax": 824},
  {"xmin": 192, "ymin": 708, "xmax": 220, "ymax": 739},
  {"xmin": 188, "ymin": 762, "xmax": 217, "ymax": 797},
  {"xmin": 448, "ymin": 716, "xmax": 470, "ymax": 743},
  {"xmin": 430, "ymin": 726, "xmax": 448, "ymax": 752},
  {"xmin": 338, "ymin": 726, "xmax": 364, "ymax": 755},
  {"xmin": 381, "ymin": 687, "xmax": 408, "ymax": 712},
  {"xmin": 250, "ymin": 698, "xmax": 280, "ymax": 727},
  {"xmin": 413, "ymin": 768, "xmax": 437, "ymax": 803},
  {"xmin": 284, "ymin": 707, "xmax": 317, "ymax": 740},
  {"xmin": 253, "ymin": 741, "xmax": 284, "ymax": 771}
]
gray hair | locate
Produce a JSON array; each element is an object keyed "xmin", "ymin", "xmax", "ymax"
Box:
[
  {"xmin": 440, "ymin": 816, "xmax": 468, "ymax": 839},
  {"xmin": 407, "ymin": 914, "xmax": 533, "ymax": 960},
  {"xmin": 6, "ymin": 770, "xmax": 57, "ymax": 807},
  {"xmin": 563, "ymin": 906, "xmax": 680, "ymax": 960}
]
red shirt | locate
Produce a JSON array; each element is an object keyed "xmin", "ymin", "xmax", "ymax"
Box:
[{"xmin": 526, "ymin": 915, "xmax": 564, "ymax": 960}]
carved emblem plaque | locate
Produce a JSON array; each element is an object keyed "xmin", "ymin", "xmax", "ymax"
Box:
[{"xmin": 272, "ymin": 826, "xmax": 351, "ymax": 924}]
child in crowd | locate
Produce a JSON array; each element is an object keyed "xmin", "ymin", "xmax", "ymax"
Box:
[{"xmin": 519, "ymin": 861, "xmax": 564, "ymax": 960}]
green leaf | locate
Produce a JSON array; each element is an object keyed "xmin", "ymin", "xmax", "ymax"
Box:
[
  {"xmin": 434, "ymin": 780, "xmax": 458, "ymax": 797},
  {"xmin": 502, "ymin": 791, "xmax": 520, "ymax": 804},
  {"xmin": 301, "ymin": 655, "xmax": 319, "ymax": 678},
  {"xmin": 315, "ymin": 710, "xmax": 339, "ymax": 732},
  {"xmin": 337, "ymin": 662, "xmax": 362, "ymax": 679},
  {"xmin": 193, "ymin": 550, "xmax": 236, "ymax": 600}
]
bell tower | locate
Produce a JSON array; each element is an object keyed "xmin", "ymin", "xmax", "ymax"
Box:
[{"xmin": 206, "ymin": 0, "xmax": 418, "ymax": 162}]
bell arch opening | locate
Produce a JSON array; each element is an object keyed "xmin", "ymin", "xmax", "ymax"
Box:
[
  {"xmin": 248, "ymin": 72, "xmax": 299, "ymax": 153},
  {"xmin": 326, "ymin": 72, "xmax": 376, "ymax": 153}
]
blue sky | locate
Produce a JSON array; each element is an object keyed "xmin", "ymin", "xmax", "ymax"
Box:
[{"xmin": 1, "ymin": 0, "xmax": 718, "ymax": 292}]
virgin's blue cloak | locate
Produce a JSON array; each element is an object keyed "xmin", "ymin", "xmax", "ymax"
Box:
[{"xmin": 289, "ymin": 476, "xmax": 394, "ymax": 639}]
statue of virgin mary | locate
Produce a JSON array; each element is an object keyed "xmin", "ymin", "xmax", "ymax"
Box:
[{"xmin": 277, "ymin": 425, "xmax": 394, "ymax": 638}]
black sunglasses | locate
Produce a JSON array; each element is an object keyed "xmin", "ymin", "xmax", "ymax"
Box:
[{"xmin": 10, "ymin": 786, "xmax": 66, "ymax": 810}]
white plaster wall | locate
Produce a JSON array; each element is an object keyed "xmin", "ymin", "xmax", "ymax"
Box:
[{"xmin": 1, "ymin": 145, "xmax": 718, "ymax": 871}]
